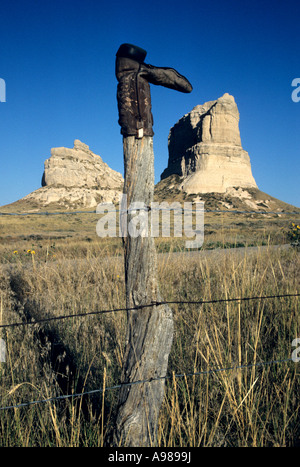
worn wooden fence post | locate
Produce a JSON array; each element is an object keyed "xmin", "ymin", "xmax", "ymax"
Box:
[
  {"xmin": 114, "ymin": 136, "xmax": 174, "ymax": 446},
  {"xmin": 113, "ymin": 43, "xmax": 192, "ymax": 446}
]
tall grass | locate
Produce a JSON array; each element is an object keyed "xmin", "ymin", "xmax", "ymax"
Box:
[{"xmin": 0, "ymin": 241, "xmax": 299, "ymax": 446}]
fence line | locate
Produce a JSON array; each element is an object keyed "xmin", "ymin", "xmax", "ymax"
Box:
[
  {"xmin": 0, "ymin": 293, "xmax": 299, "ymax": 330},
  {"xmin": 0, "ymin": 357, "xmax": 294, "ymax": 412},
  {"xmin": 0, "ymin": 211, "xmax": 298, "ymax": 417},
  {"xmin": 1, "ymin": 208, "xmax": 300, "ymax": 216}
]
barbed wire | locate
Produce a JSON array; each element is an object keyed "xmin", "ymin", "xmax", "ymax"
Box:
[
  {"xmin": 1, "ymin": 200, "xmax": 299, "ymax": 421},
  {"xmin": 0, "ymin": 357, "xmax": 295, "ymax": 412},
  {"xmin": 1, "ymin": 207, "xmax": 299, "ymax": 216},
  {"xmin": 1, "ymin": 293, "xmax": 299, "ymax": 330}
]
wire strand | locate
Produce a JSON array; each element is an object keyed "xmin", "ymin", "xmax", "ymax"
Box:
[
  {"xmin": 1, "ymin": 293, "xmax": 299, "ymax": 330},
  {"xmin": 0, "ymin": 357, "xmax": 294, "ymax": 411},
  {"xmin": 1, "ymin": 208, "xmax": 299, "ymax": 216}
]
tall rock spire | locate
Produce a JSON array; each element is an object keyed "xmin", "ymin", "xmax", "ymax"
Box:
[{"xmin": 161, "ymin": 93, "xmax": 257, "ymax": 194}]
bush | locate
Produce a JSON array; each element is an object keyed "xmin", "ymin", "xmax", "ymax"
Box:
[{"xmin": 288, "ymin": 223, "xmax": 300, "ymax": 249}]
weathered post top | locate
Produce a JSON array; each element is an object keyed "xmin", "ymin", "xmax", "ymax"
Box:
[{"xmin": 115, "ymin": 43, "xmax": 192, "ymax": 138}]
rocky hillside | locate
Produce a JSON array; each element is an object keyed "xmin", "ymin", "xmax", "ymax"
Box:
[{"xmin": 155, "ymin": 174, "xmax": 299, "ymax": 213}]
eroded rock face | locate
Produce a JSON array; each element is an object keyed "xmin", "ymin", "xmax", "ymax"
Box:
[
  {"xmin": 23, "ymin": 140, "xmax": 124, "ymax": 209},
  {"xmin": 42, "ymin": 139, "xmax": 123, "ymax": 190},
  {"xmin": 161, "ymin": 93, "xmax": 258, "ymax": 194}
]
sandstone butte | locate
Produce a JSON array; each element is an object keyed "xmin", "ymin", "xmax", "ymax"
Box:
[
  {"xmin": 161, "ymin": 93, "xmax": 258, "ymax": 194},
  {"xmin": 22, "ymin": 139, "xmax": 124, "ymax": 209}
]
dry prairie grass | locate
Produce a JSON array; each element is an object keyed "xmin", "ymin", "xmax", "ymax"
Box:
[{"xmin": 0, "ymin": 232, "xmax": 299, "ymax": 446}]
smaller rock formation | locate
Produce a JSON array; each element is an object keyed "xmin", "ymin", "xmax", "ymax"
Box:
[
  {"xmin": 161, "ymin": 93, "xmax": 258, "ymax": 194},
  {"xmin": 22, "ymin": 140, "xmax": 124, "ymax": 209},
  {"xmin": 42, "ymin": 139, "xmax": 122, "ymax": 191}
]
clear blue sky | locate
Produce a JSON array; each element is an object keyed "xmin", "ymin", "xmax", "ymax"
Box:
[{"xmin": 0, "ymin": 0, "xmax": 299, "ymax": 207}]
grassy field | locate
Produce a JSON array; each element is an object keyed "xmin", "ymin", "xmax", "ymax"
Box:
[
  {"xmin": 0, "ymin": 207, "xmax": 295, "ymax": 260},
  {"xmin": 0, "ymin": 210, "xmax": 299, "ymax": 446}
]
